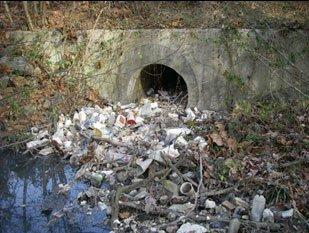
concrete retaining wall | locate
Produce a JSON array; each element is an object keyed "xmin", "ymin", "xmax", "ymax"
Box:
[{"xmin": 3, "ymin": 29, "xmax": 308, "ymax": 110}]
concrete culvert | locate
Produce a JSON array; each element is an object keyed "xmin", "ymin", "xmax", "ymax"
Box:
[{"xmin": 140, "ymin": 64, "xmax": 188, "ymax": 105}]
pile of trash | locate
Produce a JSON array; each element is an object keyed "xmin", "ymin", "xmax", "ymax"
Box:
[{"xmin": 25, "ymin": 98, "xmax": 292, "ymax": 232}]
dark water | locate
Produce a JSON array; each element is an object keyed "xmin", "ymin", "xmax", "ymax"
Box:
[{"xmin": 0, "ymin": 150, "xmax": 110, "ymax": 233}]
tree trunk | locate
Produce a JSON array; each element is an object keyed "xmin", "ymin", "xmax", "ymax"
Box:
[
  {"xmin": 23, "ymin": 1, "xmax": 35, "ymax": 30},
  {"xmin": 3, "ymin": 1, "xmax": 13, "ymax": 26}
]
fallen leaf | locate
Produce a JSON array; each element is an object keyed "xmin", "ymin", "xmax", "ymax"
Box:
[
  {"xmin": 210, "ymin": 132, "xmax": 224, "ymax": 146},
  {"xmin": 226, "ymin": 138, "xmax": 237, "ymax": 151},
  {"xmin": 119, "ymin": 211, "xmax": 131, "ymax": 220},
  {"xmin": 86, "ymin": 90, "xmax": 99, "ymax": 103}
]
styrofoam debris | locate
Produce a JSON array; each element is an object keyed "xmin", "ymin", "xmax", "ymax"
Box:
[
  {"xmin": 161, "ymin": 144, "xmax": 180, "ymax": 158},
  {"xmin": 26, "ymin": 138, "xmax": 49, "ymax": 150},
  {"xmin": 165, "ymin": 128, "xmax": 192, "ymax": 143},
  {"xmin": 175, "ymin": 136, "xmax": 188, "ymax": 147},
  {"xmin": 38, "ymin": 146, "xmax": 54, "ymax": 156}
]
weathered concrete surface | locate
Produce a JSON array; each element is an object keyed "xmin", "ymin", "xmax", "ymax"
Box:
[{"xmin": 3, "ymin": 29, "xmax": 308, "ymax": 110}]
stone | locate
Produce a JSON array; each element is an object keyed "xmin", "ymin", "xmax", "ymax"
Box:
[
  {"xmin": 33, "ymin": 67, "xmax": 42, "ymax": 77},
  {"xmin": 250, "ymin": 195, "xmax": 266, "ymax": 222},
  {"xmin": 205, "ymin": 199, "xmax": 216, "ymax": 209},
  {"xmin": 168, "ymin": 203, "xmax": 194, "ymax": 214},
  {"xmin": 0, "ymin": 75, "xmax": 10, "ymax": 88},
  {"xmin": 0, "ymin": 56, "xmax": 34, "ymax": 76},
  {"xmin": 176, "ymin": 223, "xmax": 207, "ymax": 233},
  {"xmin": 281, "ymin": 209, "xmax": 294, "ymax": 218},
  {"xmin": 116, "ymin": 171, "xmax": 128, "ymax": 182},
  {"xmin": 166, "ymin": 225, "xmax": 178, "ymax": 233},
  {"xmin": 262, "ymin": 208, "xmax": 274, "ymax": 223},
  {"xmin": 228, "ymin": 218, "xmax": 240, "ymax": 233},
  {"xmin": 90, "ymin": 172, "xmax": 104, "ymax": 187},
  {"xmin": 162, "ymin": 179, "xmax": 179, "ymax": 196},
  {"xmin": 234, "ymin": 197, "xmax": 250, "ymax": 209},
  {"xmin": 9, "ymin": 75, "xmax": 27, "ymax": 87},
  {"xmin": 167, "ymin": 212, "xmax": 177, "ymax": 221},
  {"xmin": 222, "ymin": 200, "xmax": 236, "ymax": 210}
]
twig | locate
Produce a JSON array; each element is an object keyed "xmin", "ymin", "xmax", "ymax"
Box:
[
  {"xmin": 111, "ymin": 167, "xmax": 173, "ymax": 227},
  {"xmin": 158, "ymin": 154, "xmax": 204, "ymax": 229},
  {"xmin": 0, "ymin": 137, "xmax": 32, "ymax": 150},
  {"xmin": 278, "ymin": 157, "xmax": 308, "ymax": 169},
  {"xmin": 292, "ymin": 200, "xmax": 309, "ymax": 229},
  {"xmin": 164, "ymin": 156, "xmax": 198, "ymax": 187},
  {"xmin": 200, "ymin": 185, "xmax": 238, "ymax": 198}
]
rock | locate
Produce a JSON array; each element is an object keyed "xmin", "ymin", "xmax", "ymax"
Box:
[
  {"xmin": 159, "ymin": 195, "xmax": 169, "ymax": 205},
  {"xmin": 228, "ymin": 218, "xmax": 240, "ymax": 233},
  {"xmin": 281, "ymin": 209, "xmax": 294, "ymax": 218},
  {"xmin": 162, "ymin": 179, "xmax": 179, "ymax": 196},
  {"xmin": 177, "ymin": 223, "xmax": 207, "ymax": 233},
  {"xmin": 90, "ymin": 172, "xmax": 104, "ymax": 187},
  {"xmin": 234, "ymin": 197, "xmax": 250, "ymax": 209},
  {"xmin": 167, "ymin": 212, "xmax": 177, "ymax": 221},
  {"xmin": 251, "ymin": 195, "xmax": 266, "ymax": 222},
  {"xmin": 0, "ymin": 75, "xmax": 10, "ymax": 88},
  {"xmin": 116, "ymin": 171, "xmax": 128, "ymax": 182},
  {"xmin": 145, "ymin": 196, "xmax": 157, "ymax": 214},
  {"xmin": 0, "ymin": 56, "xmax": 34, "ymax": 76},
  {"xmin": 168, "ymin": 203, "xmax": 194, "ymax": 214},
  {"xmin": 133, "ymin": 190, "xmax": 149, "ymax": 200},
  {"xmin": 222, "ymin": 200, "xmax": 236, "ymax": 210},
  {"xmin": 262, "ymin": 208, "xmax": 274, "ymax": 222},
  {"xmin": 9, "ymin": 75, "xmax": 28, "ymax": 87},
  {"xmin": 166, "ymin": 225, "xmax": 178, "ymax": 233},
  {"xmin": 205, "ymin": 199, "xmax": 216, "ymax": 209},
  {"xmin": 33, "ymin": 67, "xmax": 42, "ymax": 77}
]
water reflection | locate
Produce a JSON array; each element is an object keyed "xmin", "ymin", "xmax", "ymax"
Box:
[{"xmin": 0, "ymin": 150, "xmax": 110, "ymax": 233}]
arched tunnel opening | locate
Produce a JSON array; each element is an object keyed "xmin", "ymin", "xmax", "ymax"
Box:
[{"xmin": 140, "ymin": 64, "xmax": 188, "ymax": 105}]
